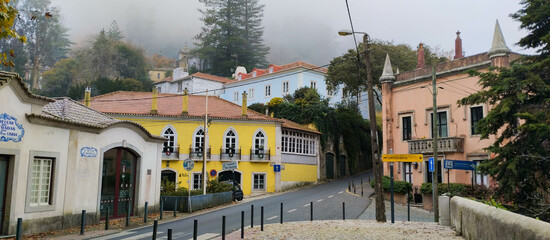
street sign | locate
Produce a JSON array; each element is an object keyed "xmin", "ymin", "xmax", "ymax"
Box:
[
  {"xmin": 444, "ymin": 159, "xmax": 476, "ymax": 171},
  {"xmin": 273, "ymin": 164, "xmax": 281, "ymax": 172},
  {"xmin": 210, "ymin": 169, "xmax": 217, "ymax": 177},
  {"xmin": 429, "ymin": 157, "xmax": 434, "ymax": 172},
  {"xmin": 183, "ymin": 158, "xmax": 194, "ymax": 171},
  {"xmin": 382, "ymin": 154, "xmax": 423, "ymax": 162},
  {"xmin": 222, "ymin": 161, "xmax": 238, "ymax": 171}
]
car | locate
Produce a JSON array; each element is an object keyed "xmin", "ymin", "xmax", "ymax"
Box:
[{"xmin": 222, "ymin": 181, "xmax": 243, "ymax": 201}]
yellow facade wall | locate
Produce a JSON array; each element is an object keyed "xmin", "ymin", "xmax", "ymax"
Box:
[{"xmin": 281, "ymin": 163, "xmax": 318, "ymax": 182}]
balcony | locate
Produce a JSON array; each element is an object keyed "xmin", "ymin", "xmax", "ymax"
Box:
[
  {"xmin": 162, "ymin": 146, "xmax": 180, "ymax": 160},
  {"xmin": 189, "ymin": 146, "xmax": 211, "ymax": 160},
  {"xmin": 220, "ymin": 147, "xmax": 242, "ymax": 161},
  {"xmin": 408, "ymin": 137, "xmax": 464, "ymax": 154},
  {"xmin": 250, "ymin": 148, "xmax": 271, "ymax": 161}
]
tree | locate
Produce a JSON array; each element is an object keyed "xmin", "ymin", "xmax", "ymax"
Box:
[
  {"xmin": 195, "ymin": 0, "xmax": 269, "ymax": 76},
  {"xmin": 0, "ymin": 0, "xmax": 26, "ymax": 67},
  {"xmin": 458, "ymin": 0, "xmax": 550, "ymax": 221}
]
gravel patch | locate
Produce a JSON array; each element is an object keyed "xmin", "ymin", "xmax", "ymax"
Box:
[{"xmin": 221, "ymin": 220, "xmax": 462, "ymax": 240}]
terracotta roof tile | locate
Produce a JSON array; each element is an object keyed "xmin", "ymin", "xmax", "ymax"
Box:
[
  {"xmin": 191, "ymin": 72, "xmax": 236, "ymax": 83},
  {"xmin": 232, "ymin": 61, "xmax": 326, "ymax": 83},
  {"xmin": 278, "ymin": 118, "xmax": 321, "ymax": 134}
]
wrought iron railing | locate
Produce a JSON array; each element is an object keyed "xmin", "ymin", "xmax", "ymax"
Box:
[
  {"xmin": 162, "ymin": 146, "xmax": 180, "ymax": 159},
  {"xmin": 189, "ymin": 146, "xmax": 211, "ymax": 160},
  {"xmin": 250, "ymin": 148, "xmax": 271, "ymax": 161},
  {"xmin": 220, "ymin": 147, "xmax": 241, "ymax": 161}
]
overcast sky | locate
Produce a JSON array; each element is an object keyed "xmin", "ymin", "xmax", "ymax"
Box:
[{"xmin": 49, "ymin": 0, "xmax": 532, "ymax": 67}]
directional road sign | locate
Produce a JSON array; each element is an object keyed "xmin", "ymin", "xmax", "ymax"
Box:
[
  {"xmin": 382, "ymin": 154, "xmax": 423, "ymax": 162},
  {"xmin": 429, "ymin": 157, "xmax": 434, "ymax": 172},
  {"xmin": 273, "ymin": 164, "xmax": 281, "ymax": 172},
  {"xmin": 183, "ymin": 158, "xmax": 194, "ymax": 171},
  {"xmin": 444, "ymin": 159, "xmax": 476, "ymax": 171},
  {"xmin": 222, "ymin": 161, "xmax": 238, "ymax": 170}
]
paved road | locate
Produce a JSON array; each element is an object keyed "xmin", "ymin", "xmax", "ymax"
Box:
[{"xmin": 92, "ymin": 172, "xmax": 373, "ymax": 240}]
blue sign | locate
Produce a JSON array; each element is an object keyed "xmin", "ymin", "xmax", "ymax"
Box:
[
  {"xmin": 444, "ymin": 160, "xmax": 476, "ymax": 171},
  {"xmin": 0, "ymin": 113, "xmax": 24, "ymax": 142},
  {"xmin": 80, "ymin": 147, "xmax": 98, "ymax": 157},
  {"xmin": 273, "ymin": 164, "xmax": 281, "ymax": 172},
  {"xmin": 429, "ymin": 157, "xmax": 434, "ymax": 172}
]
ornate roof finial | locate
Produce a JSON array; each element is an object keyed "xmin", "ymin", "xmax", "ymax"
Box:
[
  {"xmin": 380, "ymin": 54, "xmax": 396, "ymax": 83},
  {"xmin": 488, "ymin": 20, "xmax": 510, "ymax": 58}
]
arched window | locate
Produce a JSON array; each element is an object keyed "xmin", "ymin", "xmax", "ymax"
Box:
[
  {"xmin": 162, "ymin": 126, "xmax": 177, "ymax": 153},
  {"xmin": 193, "ymin": 128, "xmax": 205, "ymax": 152},
  {"xmin": 225, "ymin": 130, "xmax": 237, "ymax": 153},
  {"xmin": 253, "ymin": 130, "xmax": 266, "ymax": 151}
]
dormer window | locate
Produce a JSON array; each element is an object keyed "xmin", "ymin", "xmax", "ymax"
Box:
[
  {"xmin": 238, "ymin": 74, "xmax": 242, "ymax": 81},
  {"xmin": 269, "ymin": 67, "xmax": 273, "ymax": 73},
  {"xmin": 252, "ymin": 71, "xmax": 257, "ymax": 77}
]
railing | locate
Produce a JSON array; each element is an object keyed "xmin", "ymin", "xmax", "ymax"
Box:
[
  {"xmin": 250, "ymin": 148, "xmax": 271, "ymax": 161},
  {"xmin": 408, "ymin": 137, "xmax": 464, "ymax": 154},
  {"xmin": 162, "ymin": 146, "xmax": 180, "ymax": 160},
  {"xmin": 220, "ymin": 147, "xmax": 241, "ymax": 161},
  {"xmin": 189, "ymin": 146, "xmax": 211, "ymax": 160}
]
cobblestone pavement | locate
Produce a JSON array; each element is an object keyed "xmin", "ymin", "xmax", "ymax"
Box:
[{"xmin": 359, "ymin": 198, "xmax": 435, "ymax": 222}]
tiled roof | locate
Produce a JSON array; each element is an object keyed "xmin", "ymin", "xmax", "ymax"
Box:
[
  {"xmin": 278, "ymin": 118, "xmax": 321, "ymax": 135},
  {"xmin": 42, "ymin": 98, "xmax": 119, "ymax": 127},
  {"xmin": 235, "ymin": 61, "xmax": 327, "ymax": 82},
  {"xmin": 191, "ymin": 72, "xmax": 236, "ymax": 83},
  {"xmin": 87, "ymin": 91, "xmax": 275, "ymax": 121}
]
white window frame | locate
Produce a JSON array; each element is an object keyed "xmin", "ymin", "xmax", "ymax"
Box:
[
  {"xmin": 161, "ymin": 125, "xmax": 178, "ymax": 153},
  {"xmin": 327, "ymin": 88, "xmax": 334, "ymax": 97},
  {"xmin": 223, "ymin": 127, "xmax": 239, "ymax": 153},
  {"xmin": 193, "ymin": 127, "xmax": 205, "ymax": 153},
  {"xmin": 234, "ymin": 91, "xmax": 239, "ymax": 102},
  {"xmin": 473, "ymin": 160, "xmax": 489, "ymax": 187},
  {"xmin": 265, "ymin": 85, "xmax": 271, "ymax": 98},
  {"xmin": 252, "ymin": 172, "xmax": 267, "ymax": 191},
  {"xmin": 281, "ymin": 129, "xmax": 317, "ymax": 156},
  {"xmin": 248, "ymin": 88, "xmax": 255, "ymax": 100},
  {"xmin": 25, "ymin": 150, "xmax": 59, "ymax": 212},
  {"xmin": 402, "ymin": 162, "xmax": 413, "ymax": 183},
  {"xmin": 192, "ymin": 172, "xmax": 203, "ymax": 190},
  {"xmin": 430, "ymin": 110, "xmax": 449, "ymax": 138},
  {"xmin": 252, "ymin": 129, "xmax": 267, "ymax": 151},
  {"xmin": 269, "ymin": 66, "xmax": 274, "ymax": 73},
  {"xmin": 252, "ymin": 71, "xmax": 257, "ymax": 77},
  {"xmin": 282, "ymin": 81, "xmax": 289, "ymax": 95},
  {"xmin": 310, "ymin": 80, "xmax": 317, "ymax": 89}
]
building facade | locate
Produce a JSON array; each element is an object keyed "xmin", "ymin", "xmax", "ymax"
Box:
[
  {"xmin": 87, "ymin": 90, "xmax": 321, "ymax": 196},
  {"xmin": 381, "ymin": 21, "xmax": 520, "ymax": 190},
  {"xmin": 154, "ymin": 69, "xmax": 235, "ymax": 97},
  {"xmin": 0, "ymin": 72, "xmax": 165, "ymax": 236}
]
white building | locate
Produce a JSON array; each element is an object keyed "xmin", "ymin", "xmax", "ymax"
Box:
[
  {"xmin": 0, "ymin": 71, "xmax": 165, "ymax": 235},
  {"xmin": 153, "ymin": 68, "xmax": 235, "ymax": 97}
]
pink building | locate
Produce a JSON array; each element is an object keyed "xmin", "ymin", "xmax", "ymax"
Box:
[{"xmin": 381, "ymin": 21, "xmax": 521, "ymax": 190}]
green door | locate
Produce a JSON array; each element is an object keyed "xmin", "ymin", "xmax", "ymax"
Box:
[
  {"xmin": 325, "ymin": 153, "xmax": 334, "ymax": 179},
  {"xmin": 0, "ymin": 155, "xmax": 8, "ymax": 235}
]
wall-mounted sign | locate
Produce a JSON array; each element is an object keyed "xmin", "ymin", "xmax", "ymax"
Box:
[
  {"xmin": 0, "ymin": 113, "xmax": 24, "ymax": 142},
  {"xmin": 80, "ymin": 147, "xmax": 98, "ymax": 158},
  {"xmin": 210, "ymin": 169, "xmax": 217, "ymax": 177}
]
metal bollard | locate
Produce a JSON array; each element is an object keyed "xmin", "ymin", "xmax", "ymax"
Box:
[
  {"xmin": 222, "ymin": 215, "xmax": 226, "ymax": 240},
  {"xmin": 408, "ymin": 191, "xmax": 411, "ymax": 221},
  {"xmin": 160, "ymin": 198, "xmax": 163, "ymax": 220},
  {"xmin": 80, "ymin": 210, "xmax": 86, "ymax": 235},
  {"xmin": 348, "ymin": 181, "xmax": 351, "ymax": 191},
  {"xmin": 261, "ymin": 206, "xmax": 264, "ymax": 231},
  {"xmin": 144, "ymin": 202, "xmax": 149, "ymax": 223},
  {"xmin": 193, "ymin": 219, "xmax": 198, "ymax": 240},
  {"xmin": 251, "ymin": 204, "xmax": 254, "ymax": 228},
  {"xmin": 126, "ymin": 199, "xmax": 131, "ymax": 227},
  {"xmin": 105, "ymin": 207, "xmax": 110, "ymax": 230},
  {"xmin": 241, "ymin": 211, "xmax": 244, "ymax": 239},
  {"xmin": 342, "ymin": 202, "xmax": 345, "ymax": 220},
  {"xmin": 16, "ymin": 218, "xmax": 22, "ymax": 240},
  {"xmin": 152, "ymin": 220, "xmax": 158, "ymax": 240},
  {"xmin": 310, "ymin": 202, "xmax": 313, "ymax": 221},
  {"xmin": 167, "ymin": 228, "xmax": 172, "ymax": 240},
  {"xmin": 174, "ymin": 198, "xmax": 178, "ymax": 218},
  {"xmin": 280, "ymin": 203, "xmax": 283, "ymax": 224}
]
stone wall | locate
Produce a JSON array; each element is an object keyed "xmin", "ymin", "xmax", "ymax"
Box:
[{"xmin": 450, "ymin": 196, "xmax": 550, "ymax": 240}]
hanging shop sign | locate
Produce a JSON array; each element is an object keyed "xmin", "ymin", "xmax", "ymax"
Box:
[{"xmin": 0, "ymin": 113, "xmax": 24, "ymax": 142}]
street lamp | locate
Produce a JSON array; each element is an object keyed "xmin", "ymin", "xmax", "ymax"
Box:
[{"xmin": 339, "ymin": 30, "xmax": 386, "ymax": 222}]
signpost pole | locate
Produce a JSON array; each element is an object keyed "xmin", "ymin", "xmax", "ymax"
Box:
[
  {"xmin": 188, "ymin": 169, "xmax": 192, "ymax": 213},
  {"xmin": 390, "ymin": 162, "xmax": 395, "ymax": 224}
]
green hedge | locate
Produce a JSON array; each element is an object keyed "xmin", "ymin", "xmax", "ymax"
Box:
[
  {"xmin": 161, "ymin": 180, "xmax": 232, "ymax": 197},
  {"xmin": 420, "ymin": 182, "xmax": 491, "ymax": 198},
  {"xmin": 370, "ymin": 176, "xmax": 412, "ymax": 195}
]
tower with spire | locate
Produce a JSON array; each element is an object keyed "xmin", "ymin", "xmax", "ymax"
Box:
[{"xmin": 488, "ymin": 20, "xmax": 511, "ymax": 67}]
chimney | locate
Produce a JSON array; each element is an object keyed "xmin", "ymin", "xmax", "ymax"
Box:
[
  {"xmin": 151, "ymin": 88, "xmax": 158, "ymax": 114},
  {"xmin": 182, "ymin": 88, "xmax": 189, "ymax": 115},
  {"xmin": 417, "ymin": 43, "xmax": 425, "ymax": 69},
  {"xmin": 454, "ymin": 31, "xmax": 464, "ymax": 59},
  {"xmin": 84, "ymin": 86, "xmax": 91, "ymax": 107},
  {"xmin": 241, "ymin": 91, "xmax": 248, "ymax": 117}
]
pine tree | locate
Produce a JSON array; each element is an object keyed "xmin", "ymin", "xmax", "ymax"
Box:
[{"xmin": 195, "ymin": 0, "xmax": 269, "ymax": 76}]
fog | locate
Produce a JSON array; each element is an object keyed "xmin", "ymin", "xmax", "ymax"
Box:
[{"xmin": 50, "ymin": 0, "xmax": 531, "ymax": 67}]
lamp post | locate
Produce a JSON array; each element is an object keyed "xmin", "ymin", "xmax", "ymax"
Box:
[{"xmin": 338, "ymin": 30, "xmax": 386, "ymax": 222}]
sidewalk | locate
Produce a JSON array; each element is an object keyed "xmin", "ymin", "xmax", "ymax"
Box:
[{"xmin": 359, "ymin": 197, "xmax": 434, "ymax": 222}]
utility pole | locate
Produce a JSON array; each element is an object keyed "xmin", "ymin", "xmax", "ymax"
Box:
[
  {"xmin": 363, "ymin": 34, "xmax": 386, "ymax": 222},
  {"xmin": 203, "ymin": 89, "xmax": 208, "ymax": 195},
  {"xmin": 431, "ymin": 66, "xmax": 439, "ymax": 222}
]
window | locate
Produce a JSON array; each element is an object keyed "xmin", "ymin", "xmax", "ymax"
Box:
[
  {"xmin": 254, "ymin": 131, "xmax": 266, "ymax": 151},
  {"xmin": 327, "ymin": 89, "xmax": 334, "ymax": 97},
  {"xmin": 162, "ymin": 126, "xmax": 176, "ymax": 153},
  {"xmin": 473, "ymin": 160, "xmax": 489, "ymax": 187},
  {"xmin": 470, "ymin": 106, "xmax": 483, "ymax": 135},
  {"xmin": 252, "ymin": 71, "xmax": 257, "ymax": 77},
  {"xmin": 224, "ymin": 130, "xmax": 237, "ymax": 153},
  {"xmin": 30, "ymin": 158, "xmax": 53, "ymax": 206},
  {"xmin": 234, "ymin": 91, "xmax": 239, "ymax": 102},
  {"xmin": 281, "ymin": 129, "xmax": 317, "ymax": 155},
  {"xmin": 310, "ymin": 81, "xmax": 317, "ymax": 89},
  {"xmin": 178, "ymin": 82, "xmax": 182, "ymax": 92},
  {"xmin": 265, "ymin": 85, "xmax": 271, "ymax": 97},
  {"xmin": 193, "ymin": 173, "xmax": 203, "ymax": 190},
  {"xmin": 282, "ymin": 81, "xmax": 289, "ymax": 95},
  {"xmin": 404, "ymin": 162, "xmax": 412, "ymax": 183},
  {"xmin": 269, "ymin": 67, "xmax": 273, "ymax": 73},
  {"xmin": 194, "ymin": 128, "xmax": 205, "ymax": 152},
  {"xmin": 253, "ymin": 173, "xmax": 266, "ymax": 191},
  {"xmin": 430, "ymin": 111, "xmax": 448, "ymax": 138},
  {"xmin": 426, "ymin": 160, "xmax": 442, "ymax": 183},
  {"xmin": 157, "ymin": 87, "xmax": 162, "ymax": 93},
  {"xmin": 157, "ymin": 73, "xmax": 160, "ymax": 79},
  {"xmin": 248, "ymin": 88, "xmax": 255, "ymax": 100},
  {"xmin": 402, "ymin": 116, "xmax": 412, "ymax": 141}
]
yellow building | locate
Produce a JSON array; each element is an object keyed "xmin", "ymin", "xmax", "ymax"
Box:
[
  {"xmin": 87, "ymin": 89, "xmax": 320, "ymax": 195},
  {"xmin": 148, "ymin": 68, "xmax": 172, "ymax": 82}
]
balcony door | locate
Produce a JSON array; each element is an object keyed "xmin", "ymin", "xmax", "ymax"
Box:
[{"xmin": 101, "ymin": 148, "xmax": 137, "ymax": 218}]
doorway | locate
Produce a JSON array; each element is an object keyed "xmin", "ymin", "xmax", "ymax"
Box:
[
  {"xmin": 0, "ymin": 155, "xmax": 8, "ymax": 235},
  {"xmin": 218, "ymin": 170, "xmax": 241, "ymax": 185},
  {"xmin": 325, "ymin": 153, "xmax": 334, "ymax": 179},
  {"xmin": 100, "ymin": 148, "xmax": 137, "ymax": 218}
]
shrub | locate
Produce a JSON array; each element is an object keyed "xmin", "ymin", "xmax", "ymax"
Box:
[
  {"xmin": 370, "ymin": 176, "xmax": 412, "ymax": 195},
  {"xmin": 161, "ymin": 180, "xmax": 232, "ymax": 196},
  {"xmin": 420, "ymin": 183, "xmax": 491, "ymax": 198},
  {"xmin": 206, "ymin": 180, "xmax": 232, "ymax": 193}
]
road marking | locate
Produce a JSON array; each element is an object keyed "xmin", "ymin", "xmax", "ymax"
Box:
[
  {"xmin": 186, "ymin": 233, "xmax": 219, "ymax": 240},
  {"xmin": 328, "ymin": 195, "xmax": 334, "ymax": 198},
  {"xmin": 92, "ymin": 231, "xmax": 135, "ymax": 240},
  {"xmin": 267, "ymin": 216, "xmax": 278, "ymax": 220},
  {"xmin": 338, "ymin": 191, "xmax": 344, "ymax": 194},
  {"xmin": 316, "ymin": 199, "xmax": 324, "ymax": 202},
  {"xmin": 288, "ymin": 208, "xmax": 296, "ymax": 213},
  {"xmin": 125, "ymin": 231, "xmax": 164, "ymax": 240},
  {"xmin": 303, "ymin": 204, "xmax": 309, "ymax": 207}
]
